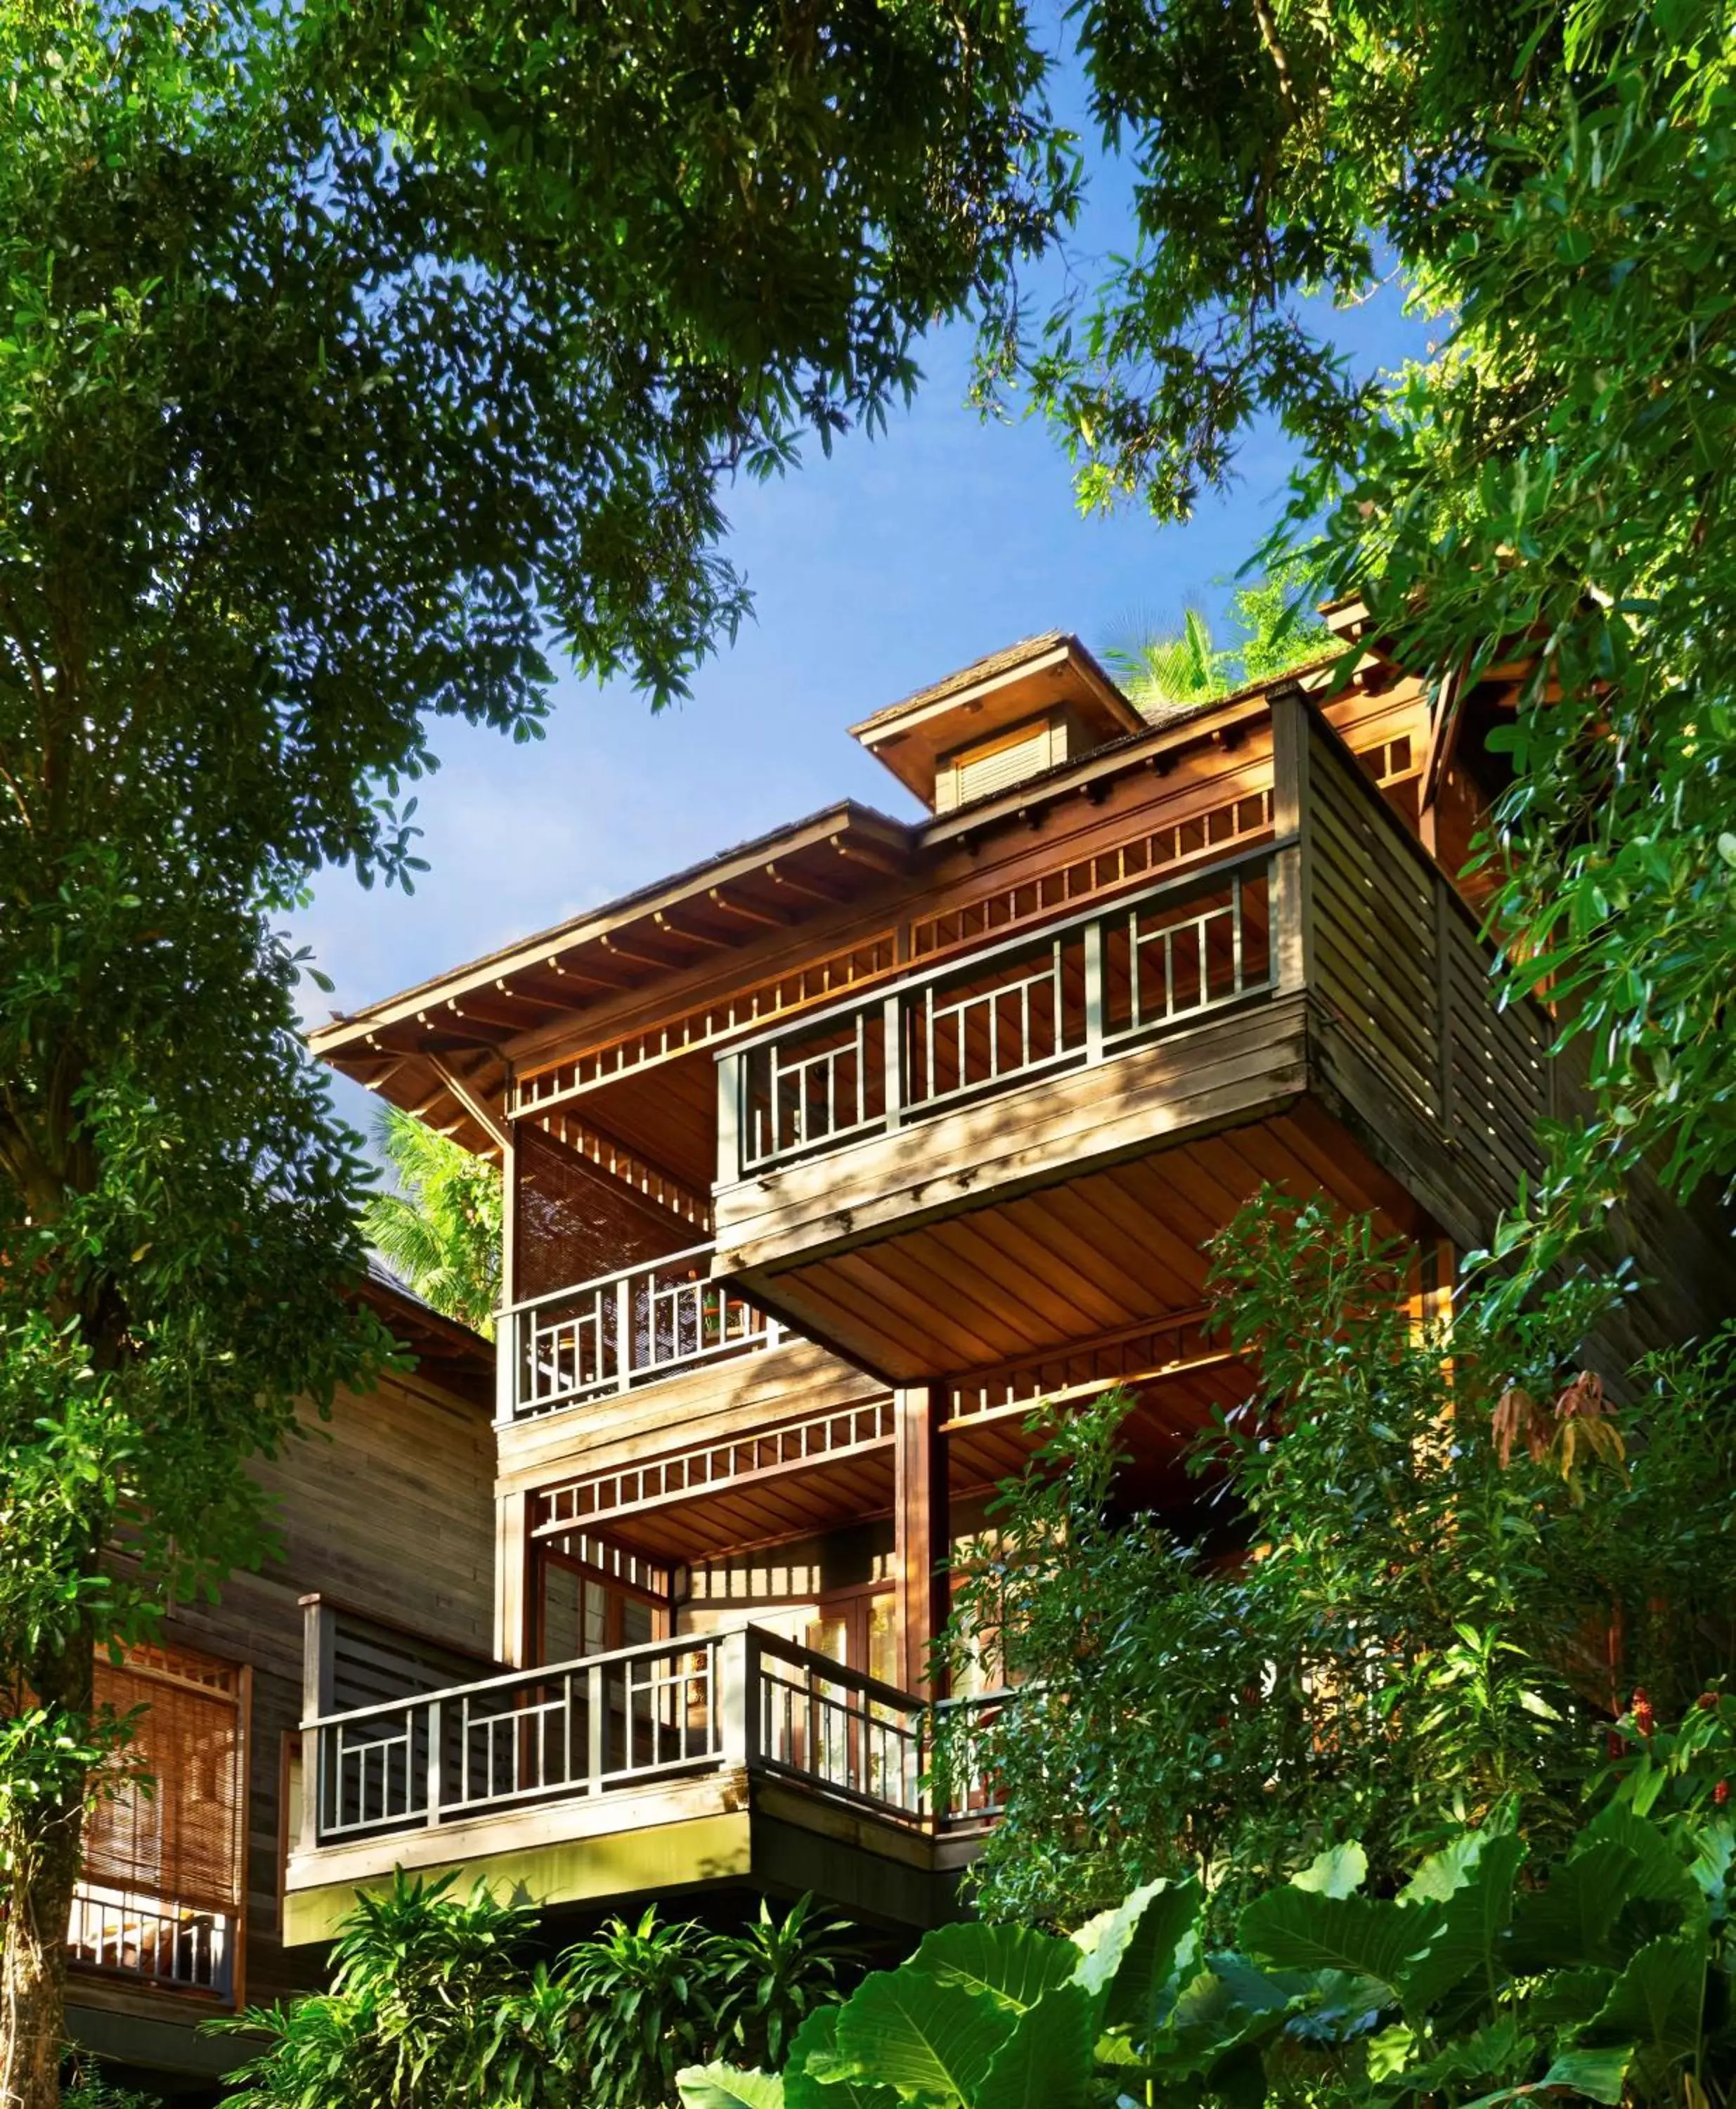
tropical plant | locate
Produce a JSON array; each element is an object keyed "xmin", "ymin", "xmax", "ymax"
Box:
[
  {"xmin": 686, "ymin": 1717, "xmax": 1736, "ymax": 2106},
  {"xmin": 705, "ymin": 1897, "xmax": 860, "ymax": 2072},
  {"xmin": 60, "ymin": 2072, "xmax": 161, "ymax": 2109},
  {"xmin": 363, "ymin": 1107, "xmax": 503, "ymax": 1336},
  {"xmin": 564, "ymin": 1907, "xmax": 716, "ymax": 2109},
  {"xmin": 226, "ymin": 1878, "xmax": 854, "ymax": 2108},
  {"xmin": 1102, "ymin": 567, "xmax": 1332, "ymax": 721},
  {"xmin": 224, "ymin": 1872, "xmax": 579, "ymax": 2108},
  {"xmin": 933, "ymin": 1192, "xmax": 1736, "ymax": 1928}
]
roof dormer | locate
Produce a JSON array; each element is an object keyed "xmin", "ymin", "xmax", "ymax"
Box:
[{"xmin": 850, "ymin": 632, "xmax": 1144, "ymax": 813}]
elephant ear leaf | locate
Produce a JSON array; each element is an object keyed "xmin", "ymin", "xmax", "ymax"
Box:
[
  {"xmin": 1579, "ymin": 1805, "xmax": 1703, "ymax": 1919},
  {"xmin": 677, "ymin": 2066, "xmax": 786, "ymax": 2109},
  {"xmin": 784, "ymin": 2011, "xmax": 898, "ymax": 2109},
  {"xmin": 1399, "ymin": 1832, "xmax": 1524, "ymax": 2015},
  {"xmin": 1581, "ymin": 1933, "xmax": 1709, "ymax": 2070},
  {"xmin": 1508, "ymin": 1839, "xmax": 1639, "ymax": 1971},
  {"xmin": 834, "ymin": 1966, "xmax": 1015, "ymax": 2102},
  {"xmin": 1071, "ymin": 1877, "xmax": 1202, "ymax": 2033},
  {"xmin": 909, "ymin": 1921, "xmax": 1080, "ymax": 2013},
  {"xmin": 974, "ymin": 1981, "xmax": 1098, "ymax": 2109},
  {"xmin": 1240, "ymin": 1884, "xmax": 1436, "ymax": 1994},
  {"xmin": 1292, "ymin": 1842, "xmax": 1368, "ymax": 1898}
]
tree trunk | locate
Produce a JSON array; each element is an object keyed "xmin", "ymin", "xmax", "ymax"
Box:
[{"xmin": 1, "ymin": 1784, "xmax": 82, "ymax": 2109}]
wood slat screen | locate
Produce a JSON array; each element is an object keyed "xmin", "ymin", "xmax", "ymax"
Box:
[{"xmin": 84, "ymin": 1641, "xmax": 245, "ymax": 1916}]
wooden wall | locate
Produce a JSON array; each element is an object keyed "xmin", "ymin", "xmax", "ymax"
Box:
[{"xmin": 67, "ymin": 1337, "xmax": 495, "ymax": 2089}]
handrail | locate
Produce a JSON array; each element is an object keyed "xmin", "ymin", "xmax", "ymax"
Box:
[
  {"xmin": 751, "ymin": 1630, "xmax": 928, "ymax": 1720},
  {"xmin": 304, "ymin": 1627, "xmax": 714, "ymax": 1733},
  {"xmin": 498, "ymin": 1239, "xmax": 718, "ymax": 1323},
  {"xmin": 718, "ymin": 837, "xmax": 1289, "ymax": 1064}
]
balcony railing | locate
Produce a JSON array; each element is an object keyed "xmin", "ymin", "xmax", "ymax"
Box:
[
  {"xmin": 299, "ymin": 1627, "xmax": 928, "ymax": 1848},
  {"xmin": 718, "ymin": 846, "xmax": 1277, "ymax": 1179},
  {"xmin": 500, "ymin": 1241, "xmax": 784, "ymax": 1421},
  {"xmin": 67, "ymin": 1882, "xmax": 235, "ymax": 2001}
]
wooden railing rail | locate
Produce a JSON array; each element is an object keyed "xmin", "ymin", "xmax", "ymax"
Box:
[
  {"xmin": 498, "ymin": 1241, "xmax": 787, "ymax": 1422},
  {"xmin": 718, "ymin": 842, "xmax": 1283, "ymax": 1180},
  {"xmin": 299, "ymin": 1626, "xmax": 935, "ymax": 1850}
]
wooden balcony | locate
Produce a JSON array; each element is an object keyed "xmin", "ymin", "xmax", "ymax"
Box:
[
  {"xmin": 283, "ymin": 1624, "xmax": 983, "ymax": 1943},
  {"xmin": 710, "ymin": 696, "xmax": 1550, "ymax": 1382}
]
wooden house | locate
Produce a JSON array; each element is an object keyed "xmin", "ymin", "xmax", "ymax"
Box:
[
  {"xmin": 65, "ymin": 1278, "xmax": 494, "ymax": 2101},
  {"xmin": 286, "ymin": 626, "xmax": 1728, "ymax": 1954}
]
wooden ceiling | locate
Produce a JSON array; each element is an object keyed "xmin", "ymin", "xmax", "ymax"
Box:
[{"xmin": 734, "ymin": 1102, "xmax": 1427, "ymax": 1384}]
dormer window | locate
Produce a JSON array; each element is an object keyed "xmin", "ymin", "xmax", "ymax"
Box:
[{"xmin": 936, "ymin": 707, "xmax": 1093, "ymax": 813}]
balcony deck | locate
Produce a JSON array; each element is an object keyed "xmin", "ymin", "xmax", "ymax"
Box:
[
  {"xmin": 707, "ymin": 697, "xmax": 1550, "ymax": 1381},
  {"xmin": 284, "ymin": 1627, "xmax": 984, "ymax": 1943}
]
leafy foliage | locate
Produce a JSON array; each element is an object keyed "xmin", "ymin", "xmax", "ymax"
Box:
[
  {"xmin": 1101, "ymin": 565, "xmax": 1330, "ymax": 721},
  {"xmin": 1015, "ymin": 0, "xmax": 1736, "ymax": 1275},
  {"xmin": 935, "ymin": 1193, "xmax": 1736, "ymax": 1927},
  {"xmin": 226, "ymin": 1874, "xmax": 856, "ymax": 2109},
  {"xmin": 0, "ymin": 0, "xmax": 1068, "ymax": 2087},
  {"xmin": 689, "ymin": 1735, "xmax": 1736, "ymax": 2105},
  {"xmin": 363, "ymin": 1107, "xmax": 503, "ymax": 1336}
]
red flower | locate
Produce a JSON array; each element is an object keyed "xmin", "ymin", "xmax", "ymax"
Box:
[
  {"xmin": 1716, "ymin": 1780, "xmax": 1730, "ymax": 1807},
  {"xmin": 1631, "ymin": 1689, "xmax": 1655, "ymax": 1736},
  {"xmin": 1702, "ymin": 1692, "xmax": 1721, "ymax": 1713},
  {"xmin": 1607, "ymin": 1729, "xmax": 1627, "ymax": 1760}
]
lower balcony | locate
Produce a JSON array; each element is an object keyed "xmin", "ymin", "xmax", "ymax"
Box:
[{"xmin": 285, "ymin": 1627, "xmax": 988, "ymax": 1944}]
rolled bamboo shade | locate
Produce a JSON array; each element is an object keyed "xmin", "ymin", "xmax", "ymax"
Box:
[{"xmin": 84, "ymin": 1640, "xmax": 245, "ymax": 1917}]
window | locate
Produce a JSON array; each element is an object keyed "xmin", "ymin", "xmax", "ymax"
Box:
[{"xmin": 70, "ymin": 1639, "xmax": 248, "ymax": 2004}]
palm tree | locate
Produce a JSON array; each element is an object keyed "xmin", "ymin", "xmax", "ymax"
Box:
[
  {"xmin": 1103, "ymin": 567, "xmax": 1333, "ymax": 723},
  {"xmin": 362, "ymin": 1107, "xmax": 503, "ymax": 1337},
  {"xmin": 1101, "ymin": 604, "xmax": 1231, "ymax": 722}
]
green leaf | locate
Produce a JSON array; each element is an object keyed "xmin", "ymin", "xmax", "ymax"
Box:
[
  {"xmin": 1399, "ymin": 1832, "xmax": 1524, "ymax": 2013},
  {"xmin": 1239, "ymin": 1886, "xmax": 1434, "ymax": 1994},
  {"xmin": 834, "ymin": 1969, "xmax": 1015, "ymax": 2103},
  {"xmin": 1581, "ymin": 1933, "xmax": 1709, "ymax": 2068},
  {"xmin": 678, "ymin": 2067, "xmax": 785, "ymax": 2109},
  {"xmin": 1070, "ymin": 1877, "xmax": 1201, "ymax": 2034},
  {"xmin": 975, "ymin": 1982, "xmax": 1097, "ymax": 2109},
  {"xmin": 1507, "ymin": 1840, "xmax": 1639, "ymax": 1971},
  {"xmin": 1538, "ymin": 2045, "xmax": 1633, "ymax": 2103},
  {"xmin": 910, "ymin": 1921, "xmax": 1080, "ymax": 2013},
  {"xmin": 784, "ymin": 2011, "xmax": 898, "ymax": 2109},
  {"xmin": 1291, "ymin": 1842, "xmax": 1368, "ymax": 1897}
]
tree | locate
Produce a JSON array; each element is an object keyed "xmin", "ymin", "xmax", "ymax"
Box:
[
  {"xmin": 935, "ymin": 1195, "xmax": 1736, "ymax": 1930},
  {"xmin": 0, "ymin": 0, "xmax": 1070, "ymax": 2094},
  {"xmin": 363, "ymin": 1108, "xmax": 502, "ymax": 1337},
  {"xmin": 1015, "ymin": 0, "xmax": 1736, "ymax": 1275}
]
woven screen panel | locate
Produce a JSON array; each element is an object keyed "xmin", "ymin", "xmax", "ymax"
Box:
[
  {"xmin": 515, "ymin": 1120, "xmax": 693, "ymax": 1301},
  {"xmin": 84, "ymin": 1642, "xmax": 245, "ymax": 1916}
]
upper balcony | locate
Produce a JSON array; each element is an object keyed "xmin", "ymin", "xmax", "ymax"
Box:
[{"xmin": 706, "ymin": 695, "xmax": 1551, "ymax": 1381}]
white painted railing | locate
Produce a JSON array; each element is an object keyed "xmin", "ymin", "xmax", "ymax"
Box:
[
  {"xmin": 67, "ymin": 1882, "xmax": 235, "ymax": 1999},
  {"xmin": 500, "ymin": 1242, "xmax": 784, "ymax": 1422},
  {"xmin": 719, "ymin": 844, "xmax": 1280, "ymax": 1179},
  {"xmin": 302, "ymin": 1627, "xmax": 931, "ymax": 1847}
]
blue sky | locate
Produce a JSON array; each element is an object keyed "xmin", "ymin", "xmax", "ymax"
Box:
[{"xmin": 293, "ymin": 107, "xmax": 1432, "ymax": 1141}]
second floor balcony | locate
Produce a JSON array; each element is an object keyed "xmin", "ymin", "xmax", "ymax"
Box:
[{"xmin": 706, "ymin": 695, "xmax": 1551, "ymax": 1381}]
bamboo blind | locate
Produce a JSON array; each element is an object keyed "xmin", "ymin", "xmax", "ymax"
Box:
[{"xmin": 84, "ymin": 1640, "xmax": 246, "ymax": 1916}]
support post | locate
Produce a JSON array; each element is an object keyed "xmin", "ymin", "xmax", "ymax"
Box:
[
  {"xmin": 894, "ymin": 1384, "xmax": 950, "ymax": 1700},
  {"xmin": 716, "ymin": 1050, "xmax": 743, "ymax": 1184},
  {"xmin": 495, "ymin": 1122, "xmax": 517, "ymax": 1424},
  {"xmin": 1268, "ymin": 681, "xmax": 1314, "ymax": 993},
  {"xmin": 1082, "ymin": 922, "xmax": 1105, "ymax": 1062},
  {"xmin": 297, "ymin": 1597, "xmax": 337, "ymax": 1852},
  {"xmin": 494, "ymin": 1492, "xmax": 532, "ymax": 1669},
  {"xmin": 425, "ymin": 1698, "xmax": 444, "ymax": 1827},
  {"xmin": 715, "ymin": 1629, "xmax": 752, "ymax": 1770},
  {"xmin": 883, "ymin": 993, "xmax": 904, "ymax": 1131}
]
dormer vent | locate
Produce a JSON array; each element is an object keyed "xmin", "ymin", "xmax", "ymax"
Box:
[{"xmin": 851, "ymin": 633, "xmax": 1144, "ymax": 813}]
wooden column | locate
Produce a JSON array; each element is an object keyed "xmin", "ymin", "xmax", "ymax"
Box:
[
  {"xmin": 1268, "ymin": 680, "xmax": 1315, "ymax": 994},
  {"xmin": 494, "ymin": 1491, "xmax": 533, "ymax": 1668},
  {"xmin": 894, "ymin": 1384, "xmax": 950, "ymax": 1699}
]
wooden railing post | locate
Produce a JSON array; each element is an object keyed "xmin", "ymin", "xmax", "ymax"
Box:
[
  {"xmin": 495, "ymin": 1304, "xmax": 518, "ymax": 1425},
  {"xmin": 715, "ymin": 1050, "xmax": 743, "ymax": 1184},
  {"xmin": 715, "ymin": 1630, "xmax": 751, "ymax": 1771},
  {"xmin": 1082, "ymin": 920, "xmax": 1106, "ymax": 1062},
  {"xmin": 1268, "ymin": 681, "xmax": 1315, "ymax": 993},
  {"xmin": 425, "ymin": 1697, "xmax": 444, "ymax": 1827},
  {"xmin": 298, "ymin": 1597, "xmax": 337, "ymax": 1851},
  {"xmin": 895, "ymin": 1386, "xmax": 950, "ymax": 1700},
  {"xmin": 586, "ymin": 1662, "xmax": 606, "ymax": 1791},
  {"xmin": 882, "ymin": 993, "xmax": 903, "ymax": 1132},
  {"xmin": 615, "ymin": 1274, "xmax": 634, "ymax": 1391}
]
